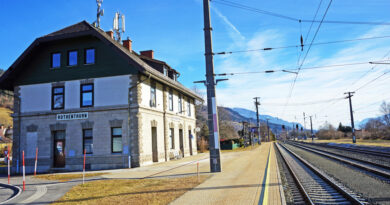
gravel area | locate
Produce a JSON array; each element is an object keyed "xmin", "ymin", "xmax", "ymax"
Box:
[
  {"xmin": 284, "ymin": 143, "xmax": 390, "ymax": 205},
  {"xmin": 295, "ymin": 142, "xmax": 390, "ymax": 167},
  {"xmin": 274, "ymin": 145, "xmax": 295, "ymax": 204}
]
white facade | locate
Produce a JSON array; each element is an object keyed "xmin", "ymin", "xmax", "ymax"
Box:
[{"xmin": 19, "ymin": 75, "xmax": 131, "ymax": 112}]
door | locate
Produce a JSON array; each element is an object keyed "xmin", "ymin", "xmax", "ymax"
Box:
[
  {"xmin": 152, "ymin": 127, "xmax": 158, "ymax": 162},
  {"xmin": 53, "ymin": 131, "xmax": 66, "ymax": 168},
  {"xmin": 188, "ymin": 130, "xmax": 193, "ymax": 155},
  {"xmin": 179, "ymin": 129, "xmax": 184, "ymax": 157}
]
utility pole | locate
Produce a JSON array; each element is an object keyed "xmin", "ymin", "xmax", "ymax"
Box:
[
  {"xmin": 266, "ymin": 119, "xmax": 270, "ymax": 142},
  {"xmin": 254, "ymin": 97, "xmax": 261, "ymax": 145},
  {"xmin": 345, "ymin": 92, "xmax": 356, "ymax": 143},
  {"xmin": 310, "ymin": 116, "xmax": 314, "ymax": 142},
  {"xmin": 203, "ymin": 0, "xmax": 221, "ymax": 172},
  {"xmin": 303, "ymin": 112, "xmax": 307, "ymax": 139}
]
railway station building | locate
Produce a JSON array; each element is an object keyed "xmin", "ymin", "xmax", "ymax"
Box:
[{"xmin": 0, "ymin": 21, "xmax": 202, "ymax": 173}]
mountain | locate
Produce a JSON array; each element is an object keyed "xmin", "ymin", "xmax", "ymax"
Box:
[
  {"xmin": 356, "ymin": 115, "xmax": 385, "ymax": 129},
  {"xmin": 196, "ymin": 105, "xmax": 304, "ymax": 137},
  {"xmin": 231, "ymin": 107, "xmax": 302, "ymax": 130}
]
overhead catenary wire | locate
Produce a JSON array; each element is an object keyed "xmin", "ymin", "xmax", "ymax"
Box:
[
  {"xmin": 213, "ymin": 35, "xmax": 390, "ymax": 55},
  {"xmin": 214, "ymin": 59, "xmax": 390, "ymax": 76},
  {"xmin": 353, "ymin": 70, "xmax": 390, "ymax": 92},
  {"xmin": 284, "ymin": 0, "xmax": 333, "ymax": 112},
  {"xmin": 211, "ymin": 0, "xmax": 390, "ymax": 26},
  {"xmin": 350, "ymin": 49, "xmax": 390, "ymax": 86},
  {"xmin": 297, "ymin": 0, "xmax": 323, "ymax": 65},
  {"xmin": 261, "ymin": 97, "xmax": 346, "ymax": 106}
]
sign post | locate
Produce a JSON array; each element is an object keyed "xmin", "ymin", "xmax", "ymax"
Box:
[
  {"xmin": 83, "ymin": 149, "xmax": 86, "ymax": 185},
  {"xmin": 7, "ymin": 151, "xmax": 10, "ymax": 184},
  {"xmin": 22, "ymin": 150, "xmax": 25, "ymax": 191},
  {"xmin": 34, "ymin": 147, "xmax": 38, "ymax": 176}
]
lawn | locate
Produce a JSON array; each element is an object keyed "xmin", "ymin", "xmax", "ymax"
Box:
[
  {"xmin": 53, "ymin": 175, "xmax": 208, "ymax": 205},
  {"xmin": 300, "ymin": 138, "xmax": 390, "ymax": 147},
  {"xmin": 34, "ymin": 172, "xmax": 107, "ymax": 182}
]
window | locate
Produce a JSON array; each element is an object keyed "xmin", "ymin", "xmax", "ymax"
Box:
[
  {"xmin": 169, "ymin": 89, "xmax": 173, "ymax": 111},
  {"xmin": 52, "ymin": 86, "xmax": 64, "ymax": 109},
  {"xmin": 178, "ymin": 94, "xmax": 182, "ymax": 113},
  {"xmin": 163, "ymin": 66, "xmax": 168, "ymax": 76},
  {"xmin": 84, "ymin": 48, "xmax": 95, "ymax": 64},
  {"xmin": 67, "ymin": 50, "xmax": 78, "ymax": 66},
  {"xmin": 111, "ymin": 128, "xmax": 122, "ymax": 153},
  {"xmin": 81, "ymin": 84, "xmax": 94, "ymax": 107},
  {"xmin": 187, "ymin": 98, "xmax": 191, "ymax": 117},
  {"xmin": 150, "ymin": 81, "xmax": 156, "ymax": 107},
  {"xmin": 51, "ymin": 53, "xmax": 61, "ymax": 68},
  {"xmin": 170, "ymin": 128, "xmax": 175, "ymax": 149},
  {"xmin": 173, "ymin": 74, "xmax": 177, "ymax": 81},
  {"xmin": 83, "ymin": 129, "xmax": 93, "ymax": 154}
]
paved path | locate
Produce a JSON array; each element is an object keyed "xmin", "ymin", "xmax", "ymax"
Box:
[
  {"xmin": 170, "ymin": 142, "xmax": 284, "ymax": 205},
  {"xmin": 0, "ymin": 142, "xmax": 284, "ymax": 204}
]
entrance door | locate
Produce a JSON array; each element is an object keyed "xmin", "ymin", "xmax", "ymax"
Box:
[
  {"xmin": 179, "ymin": 129, "xmax": 184, "ymax": 157},
  {"xmin": 152, "ymin": 127, "xmax": 158, "ymax": 162},
  {"xmin": 53, "ymin": 131, "xmax": 66, "ymax": 168},
  {"xmin": 188, "ymin": 130, "xmax": 193, "ymax": 155}
]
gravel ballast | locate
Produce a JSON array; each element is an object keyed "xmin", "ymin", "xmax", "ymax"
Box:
[{"xmin": 283, "ymin": 143, "xmax": 390, "ymax": 205}]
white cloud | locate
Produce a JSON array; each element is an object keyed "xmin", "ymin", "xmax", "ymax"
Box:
[{"xmin": 212, "ymin": 25, "xmax": 390, "ymax": 129}]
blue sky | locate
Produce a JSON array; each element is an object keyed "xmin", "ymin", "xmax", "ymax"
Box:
[{"xmin": 1, "ymin": 0, "xmax": 390, "ymax": 128}]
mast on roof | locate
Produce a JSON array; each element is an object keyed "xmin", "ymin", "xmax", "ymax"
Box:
[
  {"xmin": 113, "ymin": 12, "xmax": 125, "ymax": 42},
  {"xmin": 95, "ymin": 0, "xmax": 104, "ymax": 28}
]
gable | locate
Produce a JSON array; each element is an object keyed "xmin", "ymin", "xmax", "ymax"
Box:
[{"xmin": 13, "ymin": 35, "xmax": 138, "ymax": 86}]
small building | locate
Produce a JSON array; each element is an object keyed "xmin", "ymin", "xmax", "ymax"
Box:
[
  {"xmin": 0, "ymin": 21, "xmax": 202, "ymax": 173},
  {"xmin": 220, "ymin": 138, "xmax": 240, "ymax": 150}
]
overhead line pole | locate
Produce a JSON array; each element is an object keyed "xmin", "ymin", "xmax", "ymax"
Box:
[
  {"xmin": 310, "ymin": 116, "xmax": 314, "ymax": 142},
  {"xmin": 345, "ymin": 92, "xmax": 356, "ymax": 143},
  {"xmin": 203, "ymin": 0, "xmax": 221, "ymax": 172},
  {"xmin": 254, "ymin": 97, "xmax": 261, "ymax": 145},
  {"xmin": 266, "ymin": 119, "xmax": 270, "ymax": 142}
]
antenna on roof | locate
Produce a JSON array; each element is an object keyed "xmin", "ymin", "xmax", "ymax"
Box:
[
  {"xmin": 113, "ymin": 12, "xmax": 125, "ymax": 42},
  {"xmin": 95, "ymin": 0, "xmax": 104, "ymax": 28}
]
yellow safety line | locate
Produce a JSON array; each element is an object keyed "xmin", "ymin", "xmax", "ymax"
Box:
[{"xmin": 262, "ymin": 144, "xmax": 272, "ymax": 205}]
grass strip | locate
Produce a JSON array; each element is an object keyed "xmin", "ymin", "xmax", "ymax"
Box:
[
  {"xmin": 34, "ymin": 173, "xmax": 107, "ymax": 182},
  {"xmin": 53, "ymin": 175, "xmax": 207, "ymax": 205}
]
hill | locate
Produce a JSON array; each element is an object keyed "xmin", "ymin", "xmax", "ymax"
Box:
[{"xmin": 0, "ymin": 107, "xmax": 12, "ymax": 127}]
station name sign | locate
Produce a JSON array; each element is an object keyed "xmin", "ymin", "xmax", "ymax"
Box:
[{"xmin": 56, "ymin": 112, "xmax": 88, "ymax": 121}]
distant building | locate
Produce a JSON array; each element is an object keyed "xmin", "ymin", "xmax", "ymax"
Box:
[{"xmin": 0, "ymin": 21, "xmax": 202, "ymax": 173}]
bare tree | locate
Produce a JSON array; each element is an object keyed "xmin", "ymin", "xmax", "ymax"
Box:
[{"xmin": 380, "ymin": 101, "xmax": 390, "ymax": 127}]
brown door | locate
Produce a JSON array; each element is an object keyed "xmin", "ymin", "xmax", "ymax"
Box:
[
  {"xmin": 53, "ymin": 131, "xmax": 66, "ymax": 168},
  {"xmin": 188, "ymin": 130, "xmax": 193, "ymax": 155},
  {"xmin": 152, "ymin": 127, "xmax": 158, "ymax": 162},
  {"xmin": 179, "ymin": 129, "xmax": 184, "ymax": 157}
]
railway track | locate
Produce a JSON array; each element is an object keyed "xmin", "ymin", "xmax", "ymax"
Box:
[
  {"xmin": 287, "ymin": 141, "xmax": 390, "ymax": 180},
  {"xmin": 298, "ymin": 141, "xmax": 390, "ymax": 158},
  {"xmin": 276, "ymin": 143, "xmax": 366, "ymax": 205}
]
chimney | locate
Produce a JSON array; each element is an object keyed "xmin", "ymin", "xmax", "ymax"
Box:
[
  {"xmin": 140, "ymin": 50, "xmax": 154, "ymax": 59},
  {"xmin": 106, "ymin": 30, "xmax": 114, "ymax": 39},
  {"xmin": 122, "ymin": 38, "xmax": 132, "ymax": 52}
]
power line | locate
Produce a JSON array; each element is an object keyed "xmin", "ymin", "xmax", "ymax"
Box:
[
  {"xmin": 283, "ymin": 0, "xmax": 333, "ymax": 115},
  {"xmin": 350, "ymin": 49, "xmax": 390, "ymax": 86},
  {"xmin": 214, "ymin": 60, "xmax": 390, "ymax": 76},
  {"xmin": 261, "ymin": 97, "xmax": 345, "ymax": 106},
  {"xmin": 214, "ymin": 35, "xmax": 390, "ymax": 55},
  {"xmin": 211, "ymin": 0, "xmax": 390, "ymax": 26},
  {"xmin": 298, "ymin": 0, "xmax": 323, "ymax": 66},
  {"xmin": 353, "ymin": 70, "xmax": 390, "ymax": 92}
]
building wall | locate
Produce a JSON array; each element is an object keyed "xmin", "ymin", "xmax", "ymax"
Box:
[
  {"xmin": 19, "ymin": 75, "xmax": 130, "ymax": 112},
  {"xmin": 19, "ymin": 108, "xmax": 129, "ymax": 173},
  {"xmin": 14, "ymin": 74, "xmax": 198, "ymax": 173},
  {"xmin": 136, "ymin": 76, "xmax": 198, "ymax": 166}
]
